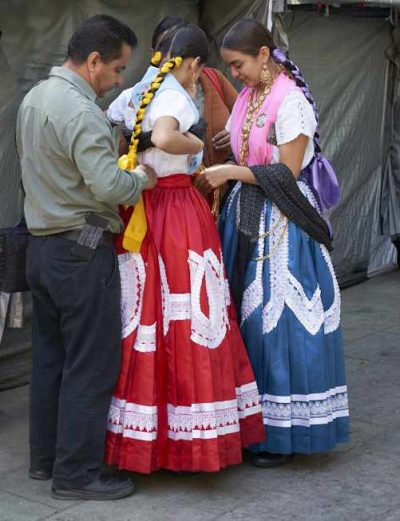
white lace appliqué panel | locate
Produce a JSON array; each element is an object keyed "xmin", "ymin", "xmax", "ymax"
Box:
[
  {"xmin": 240, "ymin": 182, "xmax": 341, "ymax": 336},
  {"xmin": 236, "ymin": 382, "xmax": 262, "ymax": 419},
  {"xmin": 108, "ymin": 386, "xmax": 262, "ymax": 442},
  {"xmin": 260, "ymin": 386, "xmax": 349, "ymax": 428},
  {"xmin": 159, "ymin": 250, "xmax": 230, "ymax": 349},
  {"xmin": 134, "ymin": 323, "xmax": 156, "ymax": 353},
  {"xmin": 167, "ymin": 384, "xmax": 260, "ymax": 441},
  {"xmin": 119, "ymin": 253, "xmax": 146, "ymax": 340},
  {"xmin": 107, "ymin": 397, "xmax": 158, "ymax": 441},
  {"xmin": 188, "ymin": 249, "xmax": 230, "ymax": 349}
]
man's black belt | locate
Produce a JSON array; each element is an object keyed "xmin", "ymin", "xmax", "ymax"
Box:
[
  {"xmin": 32, "ymin": 215, "xmax": 113, "ymax": 259},
  {"xmin": 52, "ymin": 229, "xmax": 114, "ymax": 244}
]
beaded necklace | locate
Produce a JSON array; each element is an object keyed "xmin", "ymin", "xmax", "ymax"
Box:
[
  {"xmin": 239, "ymin": 65, "xmax": 284, "ymax": 166},
  {"xmin": 238, "ymin": 67, "xmax": 289, "ymax": 261}
]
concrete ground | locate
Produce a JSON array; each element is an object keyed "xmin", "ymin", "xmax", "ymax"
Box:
[{"xmin": 0, "ymin": 270, "xmax": 399, "ymax": 521}]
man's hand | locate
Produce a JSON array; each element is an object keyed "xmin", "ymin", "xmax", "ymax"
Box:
[
  {"xmin": 136, "ymin": 164, "xmax": 157, "ymax": 189},
  {"xmin": 212, "ymin": 129, "xmax": 231, "ymax": 151}
]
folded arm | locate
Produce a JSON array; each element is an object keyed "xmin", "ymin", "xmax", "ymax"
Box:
[{"xmin": 151, "ymin": 116, "xmax": 204, "ymax": 155}]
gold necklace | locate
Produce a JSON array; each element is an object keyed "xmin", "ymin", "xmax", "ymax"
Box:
[
  {"xmin": 239, "ymin": 89, "xmax": 266, "ymax": 166},
  {"xmin": 239, "ymin": 68, "xmax": 288, "ymax": 262},
  {"xmin": 253, "ymin": 220, "xmax": 288, "ymax": 262},
  {"xmin": 239, "ymin": 66, "xmax": 283, "ymax": 167},
  {"xmin": 239, "ymin": 78, "xmax": 276, "ymax": 166}
]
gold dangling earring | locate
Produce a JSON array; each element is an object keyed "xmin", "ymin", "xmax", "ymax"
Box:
[
  {"xmin": 260, "ymin": 63, "xmax": 273, "ymax": 89},
  {"xmin": 188, "ymin": 75, "xmax": 197, "ymax": 98}
]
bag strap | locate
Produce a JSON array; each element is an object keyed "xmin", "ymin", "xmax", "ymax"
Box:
[{"xmin": 202, "ymin": 67, "xmax": 225, "ymax": 104}]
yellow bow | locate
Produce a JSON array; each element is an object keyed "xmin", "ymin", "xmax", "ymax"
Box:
[{"xmin": 118, "ymin": 155, "xmax": 148, "ymax": 253}]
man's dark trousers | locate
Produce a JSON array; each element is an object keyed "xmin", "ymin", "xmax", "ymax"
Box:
[{"xmin": 27, "ymin": 235, "xmax": 121, "ymax": 488}]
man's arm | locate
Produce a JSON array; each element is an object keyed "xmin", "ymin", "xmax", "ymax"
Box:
[{"xmin": 64, "ymin": 110, "xmax": 148, "ymax": 206}]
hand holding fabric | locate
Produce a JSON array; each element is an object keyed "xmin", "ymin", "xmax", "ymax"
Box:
[{"xmin": 198, "ymin": 164, "xmax": 233, "ymax": 190}]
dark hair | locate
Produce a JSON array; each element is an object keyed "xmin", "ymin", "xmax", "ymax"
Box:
[
  {"xmin": 169, "ymin": 24, "xmax": 208, "ymax": 64},
  {"xmin": 127, "ymin": 24, "xmax": 208, "ymax": 167},
  {"xmin": 67, "ymin": 15, "xmax": 137, "ymax": 64},
  {"xmin": 222, "ymin": 18, "xmax": 275, "ymax": 57},
  {"xmin": 222, "ymin": 18, "xmax": 319, "ymax": 131},
  {"xmin": 151, "ymin": 16, "xmax": 188, "ymax": 54}
]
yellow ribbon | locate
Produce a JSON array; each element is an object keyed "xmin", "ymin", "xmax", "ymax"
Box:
[
  {"xmin": 118, "ymin": 155, "xmax": 148, "ymax": 253},
  {"xmin": 151, "ymin": 51, "xmax": 162, "ymax": 66}
]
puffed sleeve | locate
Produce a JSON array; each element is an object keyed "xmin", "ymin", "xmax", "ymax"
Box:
[
  {"xmin": 107, "ymin": 87, "xmax": 133, "ymax": 126},
  {"xmin": 276, "ymin": 89, "xmax": 317, "ymax": 146},
  {"xmin": 146, "ymin": 89, "xmax": 198, "ymax": 132}
]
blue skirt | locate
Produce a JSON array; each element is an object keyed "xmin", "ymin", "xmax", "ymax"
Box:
[{"xmin": 219, "ymin": 181, "xmax": 349, "ymax": 454}]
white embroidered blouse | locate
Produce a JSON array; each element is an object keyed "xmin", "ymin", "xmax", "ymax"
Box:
[{"xmin": 137, "ymin": 89, "xmax": 200, "ymax": 177}]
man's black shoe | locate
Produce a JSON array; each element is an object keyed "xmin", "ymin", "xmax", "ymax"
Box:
[
  {"xmin": 51, "ymin": 475, "xmax": 136, "ymax": 501},
  {"xmin": 29, "ymin": 468, "xmax": 52, "ymax": 481}
]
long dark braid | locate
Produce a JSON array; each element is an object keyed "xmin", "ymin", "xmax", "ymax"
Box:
[
  {"xmin": 119, "ymin": 56, "xmax": 182, "ymax": 170},
  {"xmin": 272, "ymin": 48, "xmax": 322, "ymax": 155},
  {"xmin": 271, "ymin": 47, "xmax": 340, "ymax": 214}
]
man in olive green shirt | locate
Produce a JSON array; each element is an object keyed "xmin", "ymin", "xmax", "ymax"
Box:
[
  {"xmin": 16, "ymin": 15, "xmax": 155, "ymax": 501},
  {"xmin": 17, "ymin": 43, "xmax": 150, "ymax": 236}
]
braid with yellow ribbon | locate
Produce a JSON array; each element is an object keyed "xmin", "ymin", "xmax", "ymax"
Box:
[
  {"xmin": 150, "ymin": 50, "xmax": 162, "ymax": 66},
  {"xmin": 118, "ymin": 56, "xmax": 183, "ymax": 252}
]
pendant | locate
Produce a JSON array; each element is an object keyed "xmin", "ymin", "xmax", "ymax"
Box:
[{"xmin": 256, "ymin": 112, "xmax": 267, "ymax": 128}]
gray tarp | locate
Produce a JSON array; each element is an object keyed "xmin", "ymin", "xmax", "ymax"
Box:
[
  {"xmin": 284, "ymin": 10, "xmax": 396, "ymax": 280},
  {"xmin": 0, "ymin": 3, "xmax": 398, "ymax": 388},
  {"xmin": 380, "ymin": 27, "xmax": 400, "ymax": 240}
]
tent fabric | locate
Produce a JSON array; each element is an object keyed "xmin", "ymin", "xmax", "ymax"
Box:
[
  {"xmin": 380, "ymin": 28, "xmax": 400, "ymax": 240},
  {"xmin": 0, "ymin": 37, "xmax": 23, "ymax": 229},
  {"xmin": 283, "ymin": 10, "xmax": 396, "ymax": 280}
]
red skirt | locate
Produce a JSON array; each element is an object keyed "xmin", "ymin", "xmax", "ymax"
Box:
[{"xmin": 105, "ymin": 175, "xmax": 265, "ymax": 473}]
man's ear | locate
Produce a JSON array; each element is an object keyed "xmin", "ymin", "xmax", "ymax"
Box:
[{"xmin": 86, "ymin": 51, "xmax": 101, "ymax": 72}]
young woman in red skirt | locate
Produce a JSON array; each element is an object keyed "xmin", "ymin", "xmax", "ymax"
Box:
[{"xmin": 105, "ymin": 24, "xmax": 265, "ymax": 474}]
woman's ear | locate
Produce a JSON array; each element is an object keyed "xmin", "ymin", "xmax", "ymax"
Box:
[
  {"xmin": 259, "ymin": 46, "xmax": 270, "ymax": 64},
  {"xmin": 190, "ymin": 56, "xmax": 202, "ymax": 73}
]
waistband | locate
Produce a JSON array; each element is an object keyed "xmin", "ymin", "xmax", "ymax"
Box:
[
  {"xmin": 30, "ymin": 230, "xmax": 114, "ymax": 244},
  {"xmin": 157, "ymin": 174, "xmax": 192, "ymax": 188}
]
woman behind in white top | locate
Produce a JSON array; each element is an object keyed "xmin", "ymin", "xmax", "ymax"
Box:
[{"xmin": 105, "ymin": 24, "xmax": 265, "ymax": 475}]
